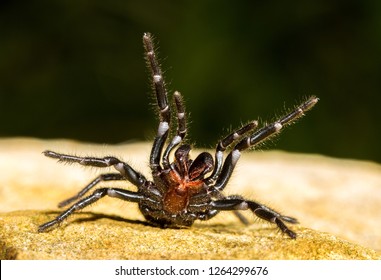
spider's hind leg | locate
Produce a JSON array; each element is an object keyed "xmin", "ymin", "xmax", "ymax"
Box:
[
  {"xmin": 57, "ymin": 173, "xmax": 125, "ymax": 208},
  {"xmin": 38, "ymin": 187, "xmax": 143, "ymax": 232},
  {"xmin": 211, "ymin": 196, "xmax": 298, "ymax": 239}
]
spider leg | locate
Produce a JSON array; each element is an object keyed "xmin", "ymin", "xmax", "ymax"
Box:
[
  {"xmin": 57, "ymin": 173, "xmax": 125, "ymax": 208},
  {"xmin": 143, "ymin": 33, "xmax": 171, "ymax": 172},
  {"xmin": 173, "ymin": 91, "xmax": 187, "ymax": 139},
  {"xmin": 38, "ymin": 188, "xmax": 143, "ymax": 232},
  {"xmin": 211, "ymin": 190, "xmax": 250, "ymax": 225},
  {"xmin": 211, "ymin": 196, "xmax": 298, "ymax": 239},
  {"xmin": 43, "ymin": 151, "xmax": 146, "ymax": 187},
  {"xmin": 196, "ymin": 208, "xmax": 249, "ymax": 225},
  {"xmin": 162, "ymin": 91, "xmax": 187, "ymax": 168},
  {"xmin": 214, "ymin": 96, "xmax": 318, "ymax": 191},
  {"xmin": 205, "ymin": 121, "xmax": 258, "ymax": 184},
  {"xmin": 235, "ymin": 96, "xmax": 319, "ymax": 151},
  {"xmin": 197, "ymin": 209, "xmax": 219, "ymax": 221}
]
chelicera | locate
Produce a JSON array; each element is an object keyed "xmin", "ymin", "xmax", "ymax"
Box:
[{"xmin": 38, "ymin": 33, "xmax": 318, "ymax": 239}]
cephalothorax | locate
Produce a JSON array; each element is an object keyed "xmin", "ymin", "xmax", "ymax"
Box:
[{"xmin": 39, "ymin": 33, "xmax": 318, "ymax": 238}]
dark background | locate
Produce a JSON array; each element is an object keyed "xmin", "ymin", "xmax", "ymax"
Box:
[{"xmin": 1, "ymin": 0, "xmax": 380, "ymax": 163}]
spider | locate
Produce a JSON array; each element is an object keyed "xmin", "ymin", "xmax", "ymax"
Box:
[{"xmin": 38, "ymin": 33, "xmax": 318, "ymax": 239}]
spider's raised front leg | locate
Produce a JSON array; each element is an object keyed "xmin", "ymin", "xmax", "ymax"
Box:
[
  {"xmin": 162, "ymin": 91, "xmax": 188, "ymax": 168},
  {"xmin": 208, "ymin": 97, "xmax": 318, "ymax": 235},
  {"xmin": 211, "ymin": 196, "xmax": 298, "ymax": 239},
  {"xmin": 214, "ymin": 96, "xmax": 319, "ymax": 191},
  {"xmin": 205, "ymin": 121, "xmax": 258, "ymax": 184},
  {"xmin": 38, "ymin": 187, "xmax": 143, "ymax": 232},
  {"xmin": 143, "ymin": 33, "xmax": 172, "ymax": 172}
]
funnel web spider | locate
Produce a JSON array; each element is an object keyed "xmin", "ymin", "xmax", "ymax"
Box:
[{"xmin": 39, "ymin": 33, "xmax": 318, "ymax": 239}]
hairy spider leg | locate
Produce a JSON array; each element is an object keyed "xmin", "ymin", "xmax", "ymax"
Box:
[
  {"xmin": 143, "ymin": 33, "xmax": 171, "ymax": 172},
  {"xmin": 42, "ymin": 151, "xmax": 146, "ymax": 202},
  {"xmin": 207, "ymin": 96, "xmax": 318, "ymax": 238},
  {"xmin": 214, "ymin": 96, "xmax": 319, "ymax": 191},
  {"xmin": 173, "ymin": 92, "xmax": 187, "ymax": 139},
  {"xmin": 38, "ymin": 188, "xmax": 143, "ymax": 232},
  {"xmin": 57, "ymin": 173, "xmax": 125, "ymax": 208},
  {"xmin": 206, "ymin": 121, "xmax": 258, "ymax": 184},
  {"xmin": 211, "ymin": 198, "xmax": 298, "ymax": 239},
  {"xmin": 43, "ymin": 151, "xmax": 147, "ymax": 188},
  {"xmin": 162, "ymin": 91, "xmax": 187, "ymax": 168},
  {"xmin": 39, "ymin": 152, "xmax": 148, "ymax": 232}
]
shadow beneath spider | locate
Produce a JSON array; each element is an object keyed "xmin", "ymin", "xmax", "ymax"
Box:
[
  {"xmin": 73, "ymin": 212, "xmax": 151, "ymax": 226},
  {"xmin": 39, "ymin": 211, "xmax": 251, "ymax": 233},
  {"xmin": 40, "ymin": 211, "xmax": 151, "ymax": 230}
]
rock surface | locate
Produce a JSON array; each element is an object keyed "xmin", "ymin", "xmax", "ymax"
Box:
[
  {"xmin": 0, "ymin": 138, "xmax": 380, "ymax": 259},
  {"xmin": 1, "ymin": 210, "xmax": 379, "ymax": 260}
]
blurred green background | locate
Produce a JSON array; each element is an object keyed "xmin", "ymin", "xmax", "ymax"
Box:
[{"xmin": 0, "ymin": 0, "xmax": 380, "ymax": 163}]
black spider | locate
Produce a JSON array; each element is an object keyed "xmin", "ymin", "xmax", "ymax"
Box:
[{"xmin": 38, "ymin": 33, "xmax": 318, "ymax": 239}]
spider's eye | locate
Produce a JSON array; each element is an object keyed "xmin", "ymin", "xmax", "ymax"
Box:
[{"xmin": 189, "ymin": 152, "xmax": 214, "ymax": 180}]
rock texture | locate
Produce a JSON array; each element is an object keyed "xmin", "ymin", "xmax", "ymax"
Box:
[
  {"xmin": 1, "ymin": 210, "xmax": 379, "ymax": 260},
  {"xmin": 0, "ymin": 138, "xmax": 380, "ymax": 259}
]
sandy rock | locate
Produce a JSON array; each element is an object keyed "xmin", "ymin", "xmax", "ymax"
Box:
[
  {"xmin": 0, "ymin": 210, "xmax": 379, "ymax": 260},
  {"xmin": 0, "ymin": 138, "xmax": 380, "ymax": 259}
]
